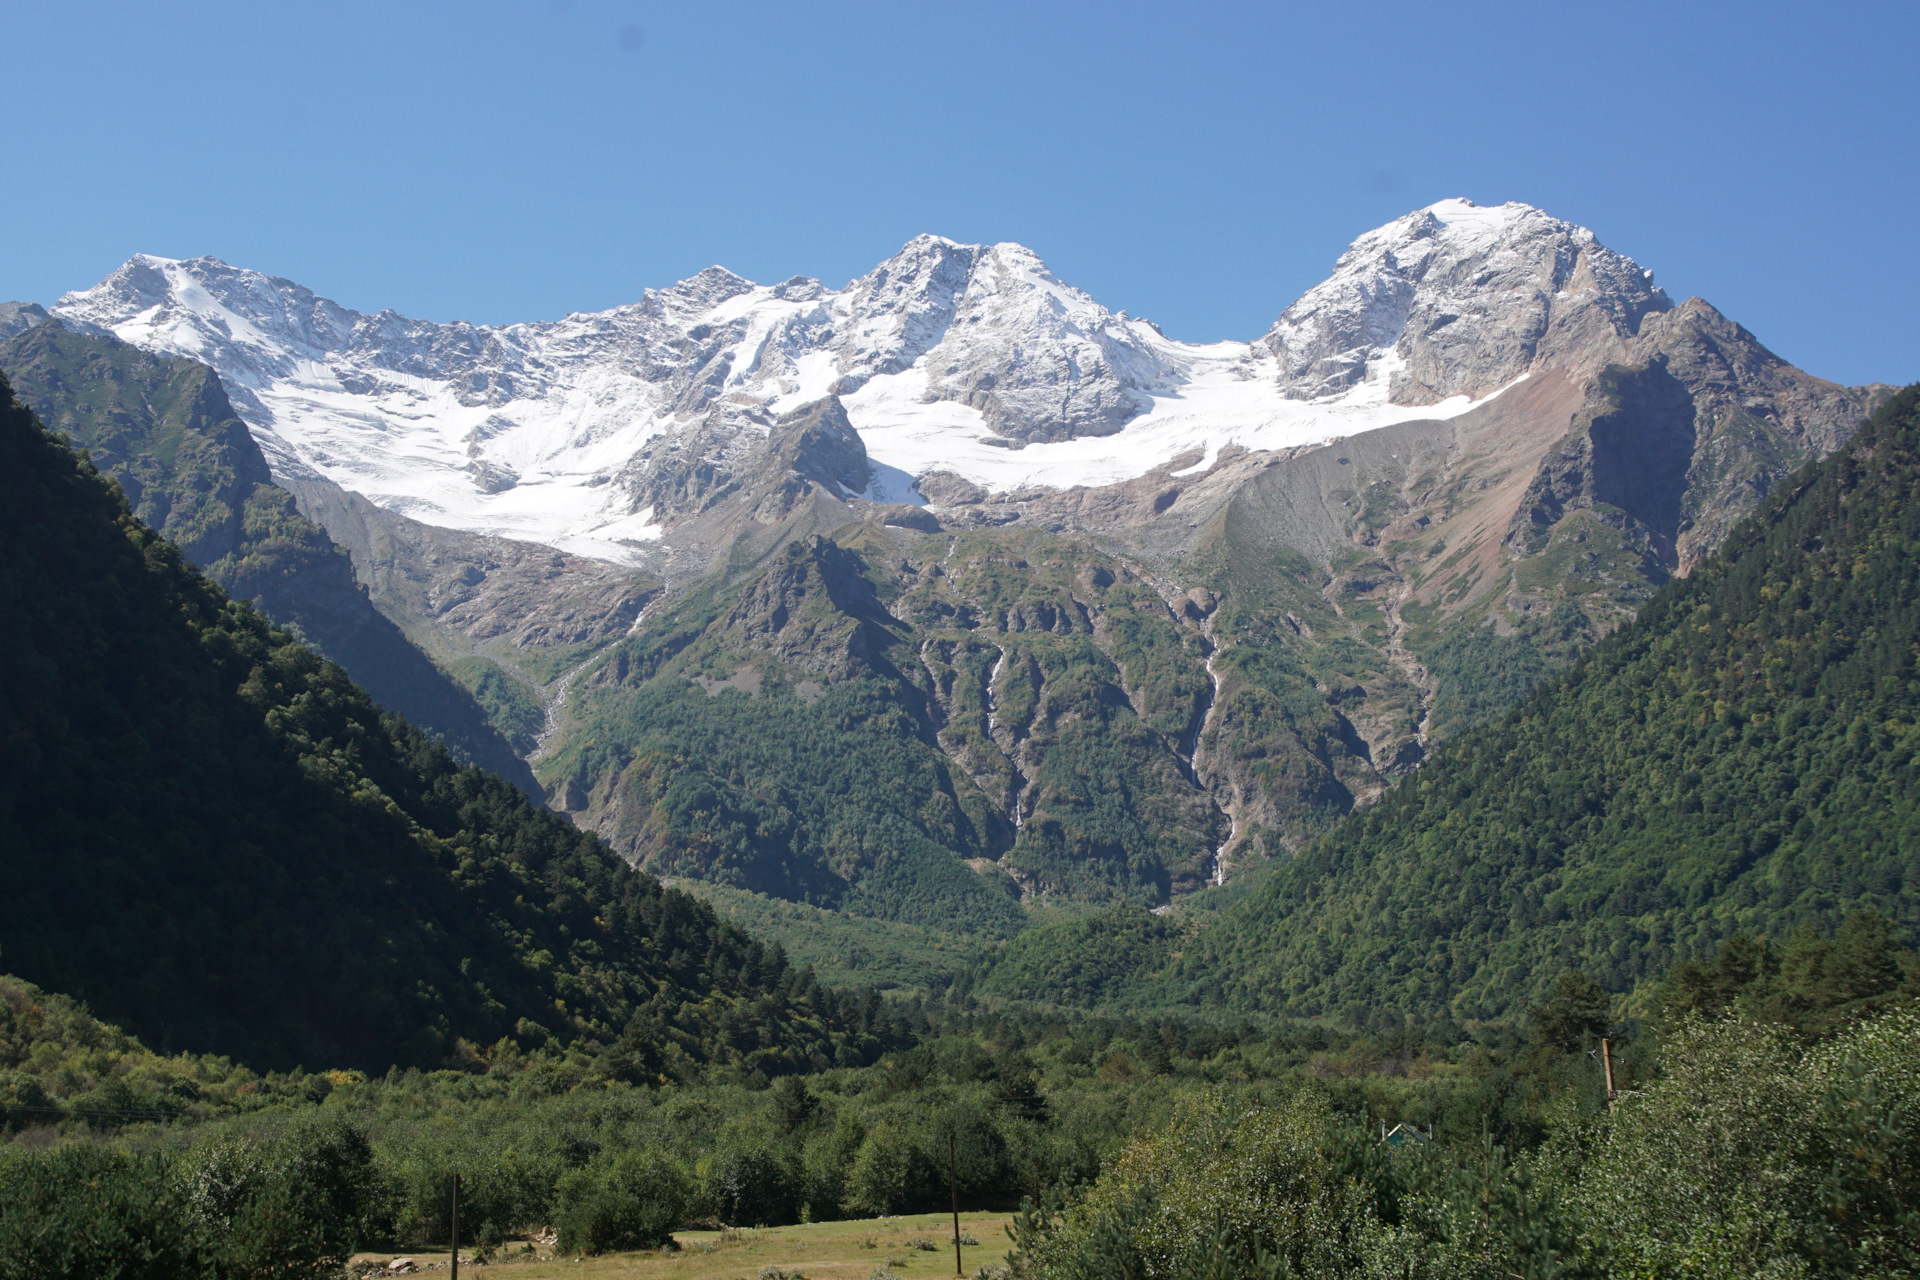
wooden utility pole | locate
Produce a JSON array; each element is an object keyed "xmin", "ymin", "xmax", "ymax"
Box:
[
  {"xmin": 950, "ymin": 1130, "xmax": 962, "ymax": 1277},
  {"xmin": 450, "ymin": 1172, "xmax": 461, "ymax": 1280},
  {"xmin": 1601, "ymin": 1038, "xmax": 1617, "ymax": 1113}
]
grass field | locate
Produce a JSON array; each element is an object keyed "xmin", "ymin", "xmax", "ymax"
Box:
[{"xmin": 352, "ymin": 1211, "xmax": 1015, "ymax": 1280}]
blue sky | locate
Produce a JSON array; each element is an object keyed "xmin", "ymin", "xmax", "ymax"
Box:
[{"xmin": 6, "ymin": 0, "xmax": 1914, "ymax": 386}]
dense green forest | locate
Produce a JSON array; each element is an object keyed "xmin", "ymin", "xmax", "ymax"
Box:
[
  {"xmin": 0, "ymin": 369, "xmax": 909, "ymax": 1074},
  {"xmin": 0, "ymin": 323, "xmax": 533, "ymax": 785},
  {"xmin": 1124, "ymin": 386, "xmax": 1920, "ymax": 1023},
  {"xmin": 5, "ymin": 917, "xmax": 1915, "ymax": 1277}
]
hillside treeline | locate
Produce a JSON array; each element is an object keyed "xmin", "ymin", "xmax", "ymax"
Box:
[{"xmin": 0, "ymin": 370, "xmax": 909, "ymax": 1076}]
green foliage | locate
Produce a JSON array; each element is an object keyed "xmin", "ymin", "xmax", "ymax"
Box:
[
  {"xmin": 184, "ymin": 1115, "xmax": 386, "ymax": 1280},
  {"xmin": 1020, "ymin": 1092, "xmax": 1378, "ymax": 1278},
  {"xmin": 0, "ymin": 1145, "xmax": 207, "ymax": 1280},
  {"xmin": 1575, "ymin": 1010, "xmax": 1920, "ymax": 1277},
  {"xmin": 0, "ymin": 323, "xmax": 266, "ymax": 566},
  {"xmin": 707, "ymin": 1143, "xmax": 802, "ymax": 1226},
  {"xmin": 554, "ymin": 671, "xmax": 1024, "ymax": 934},
  {"xmin": 554, "ymin": 1148, "xmax": 695, "ymax": 1254},
  {"xmin": 1165, "ymin": 386, "xmax": 1920, "ymax": 1022},
  {"xmin": 676, "ymin": 881, "xmax": 992, "ymax": 995},
  {"xmin": 1660, "ymin": 910, "xmax": 1920, "ymax": 1040},
  {"xmin": 1021, "ymin": 1002, "xmax": 1920, "ymax": 1278},
  {"xmin": 969, "ymin": 909, "xmax": 1183, "ymax": 1007},
  {"xmin": 444, "ymin": 655, "xmax": 547, "ymax": 756},
  {"xmin": 1, "ymin": 324, "xmax": 532, "ymax": 784},
  {"xmin": 548, "ymin": 526, "xmax": 1229, "ymax": 921},
  {"xmin": 0, "ymin": 372, "xmax": 907, "ymax": 1073},
  {"xmin": 1417, "ymin": 619, "xmax": 1556, "ymax": 742},
  {"xmin": 1529, "ymin": 973, "xmax": 1612, "ymax": 1055},
  {"xmin": 0, "ymin": 1118, "xmax": 386, "ymax": 1280}
]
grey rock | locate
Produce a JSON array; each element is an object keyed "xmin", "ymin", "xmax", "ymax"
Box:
[
  {"xmin": 1258, "ymin": 199, "xmax": 1670, "ymax": 404},
  {"xmin": 0, "ymin": 301, "xmax": 50, "ymax": 342}
]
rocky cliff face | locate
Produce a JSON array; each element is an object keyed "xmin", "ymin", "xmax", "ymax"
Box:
[
  {"xmin": 0, "ymin": 302, "xmax": 50, "ymax": 343},
  {"xmin": 1257, "ymin": 199, "xmax": 1671, "ymax": 404}
]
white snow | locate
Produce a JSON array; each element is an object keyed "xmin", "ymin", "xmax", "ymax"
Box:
[
  {"xmin": 50, "ymin": 199, "xmax": 1631, "ymax": 562},
  {"xmin": 842, "ymin": 341, "xmax": 1506, "ymax": 497}
]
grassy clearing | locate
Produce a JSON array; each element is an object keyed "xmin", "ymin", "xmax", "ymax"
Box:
[{"xmin": 352, "ymin": 1211, "xmax": 1014, "ymax": 1280}]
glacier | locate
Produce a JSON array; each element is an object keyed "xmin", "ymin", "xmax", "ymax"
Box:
[{"xmin": 50, "ymin": 199, "xmax": 1663, "ymax": 563}]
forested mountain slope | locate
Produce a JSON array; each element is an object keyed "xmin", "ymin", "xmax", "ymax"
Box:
[
  {"xmin": 0, "ymin": 323, "xmax": 535, "ymax": 790},
  {"xmin": 1153, "ymin": 384, "xmax": 1920, "ymax": 1022},
  {"xmin": 0, "ymin": 369, "xmax": 907, "ymax": 1073}
]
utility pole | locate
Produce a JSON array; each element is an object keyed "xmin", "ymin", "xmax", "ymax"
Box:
[
  {"xmin": 950, "ymin": 1130, "xmax": 962, "ymax": 1277},
  {"xmin": 450, "ymin": 1172, "xmax": 461, "ymax": 1280},
  {"xmin": 1601, "ymin": 1038, "xmax": 1617, "ymax": 1113}
]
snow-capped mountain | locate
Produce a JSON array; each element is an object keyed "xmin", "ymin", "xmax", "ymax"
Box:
[
  {"xmin": 51, "ymin": 200, "xmax": 1667, "ymax": 562},
  {"xmin": 1260, "ymin": 199, "xmax": 1671, "ymax": 403}
]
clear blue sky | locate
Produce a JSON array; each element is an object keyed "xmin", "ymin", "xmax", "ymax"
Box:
[{"xmin": 6, "ymin": 0, "xmax": 1914, "ymax": 386}]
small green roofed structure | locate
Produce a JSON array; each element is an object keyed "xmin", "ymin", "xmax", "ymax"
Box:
[{"xmin": 1382, "ymin": 1122, "xmax": 1432, "ymax": 1147}]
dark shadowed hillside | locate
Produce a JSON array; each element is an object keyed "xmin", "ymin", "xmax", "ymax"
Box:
[
  {"xmin": 0, "ymin": 323, "xmax": 536, "ymax": 791},
  {"xmin": 0, "ymin": 369, "xmax": 909, "ymax": 1073}
]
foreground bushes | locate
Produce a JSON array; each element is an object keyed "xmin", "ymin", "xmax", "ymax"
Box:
[
  {"xmin": 554, "ymin": 1149, "xmax": 695, "ymax": 1254},
  {"xmin": 1020, "ymin": 1008, "xmax": 1920, "ymax": 1279},
  {"xmin": 0, "ymin": 1116, "xmax": 381, "ymax": 1280}
]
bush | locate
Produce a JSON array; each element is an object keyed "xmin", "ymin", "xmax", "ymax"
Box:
[
  {"xmin": 842, "ymin": 1122, "xmax": 935, "ymax": 1217},
  {"xmin": 1023, "ymin": 1091, "xmax": 1376, "ymax": 1278},
  {"xmin": 707, "ymin": 1145, "xmax": 800, "ymax": 1227},
  {"xmin": 379, "ymin": 1125, "xmax": 557, "ymax": 1247},
  {"xmin": 1577, "ymin": 1009, "xmax": 1920, "ymax": 1277},
  {"xmin": 554, "ymin": 1148, "xmax": 694, "ymax": 1254},
  {"xmin": 0, "ymin": 1144, "xmax": 207, "ymax": 1280},
  {"xmin": 187, "ymin": 1115, "xmax": 386, "ymax": 1279}
]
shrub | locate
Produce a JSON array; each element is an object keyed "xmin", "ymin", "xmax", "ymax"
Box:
[
  {"xmin": 554, "ymin": 1148, "xmax": 694, "ymax": 1254},
  {"xmin": 706, "ymin": 1144, "xmax": 800, "ymax": 1227},
  {"xmin": 187, "ymin": 1115, "xmax": 387, "ymax": 1280},
  {"xmin": 0, "ymin": 1144, "xmax": 207, "ymax": 1280},
  {"xmin": 1577, "ymin": 1009, "xmax": 1920, "ymax": 1277},
  {"xmin": 1022, "ymin": 1091, "xmax": 1375, "ymax": 1278}
]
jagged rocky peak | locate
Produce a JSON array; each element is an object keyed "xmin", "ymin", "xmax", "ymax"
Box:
[
  {"xmin": 1258, "ymin": 198, "xmax": 1673, "ymax": 405},
  {"xmin": 57, "ymin": 201, "xmax": 1859, "ymax": 565},
  {"xmin": 619, "ymin": 395, "xmax": 871, "ymax": 530},
  {"xmin": 58, "ymin": 254, "xmax": 368, "ymax": 381},
  {"xmin": 0, "ymin": 301, "xmax": 51, "ymax": 343},
  {"xmin": 832, "ymin": 233, "xmax": 1173, "ymax": 443}
]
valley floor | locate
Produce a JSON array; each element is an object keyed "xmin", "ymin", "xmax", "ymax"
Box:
[{"xmin": 352, "ymin": 1212, "xmax": 1014, "ymax": 1280}]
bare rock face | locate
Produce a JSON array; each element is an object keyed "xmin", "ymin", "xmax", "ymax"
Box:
[
  {"xmin": 716, "ymin": 535, "xmax": 902, "ymax": 681},
  {"xmin": 622, "ymin": 395, "xmax": 872, "ymax": 531},
  {"xmin": 1504, "ymin": 298, "xmax": 1891, "ymax": 570},
  {"xmin": 1258, "ymin": 199, "xmax": 1671, "ymax": 404},
  {"xmin": 835, "ymin": 237, "xmax": 1169, "ymax": 443},
  {"xmin": 747, "ymin": 396, "xmax": 872, "ymax": 520},
  {"xmin": 0, "ymin": 302, "xmax": 49, "ymax": 343},
  {"xmin": 275, "ymin": 471, "xmax": 654, "ymax": 655}
]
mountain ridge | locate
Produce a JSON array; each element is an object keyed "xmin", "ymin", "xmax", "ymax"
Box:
[
  {"xmin": 46, "ymin": 199, "xmax": 1701, "ymax": 564},
  {"xmin": 0, "ymin": 322, "xmax": 538, "ymax": 790},
  {"xmin": 18, "ymin": 198, "xmax": 1895, "ymax": 924},
  {"xmin": 0, "ymin": 364, "xmax": 905, "ymax": 1073}
]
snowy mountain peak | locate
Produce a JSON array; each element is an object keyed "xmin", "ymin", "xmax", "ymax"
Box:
[
  {"xmin": 1260, "ymin": 198, "xmax": 1671, "ymax": 404},
  {"xmin": 50, "ymin": 203, "xmax": 1665, "ymax": 562}
]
